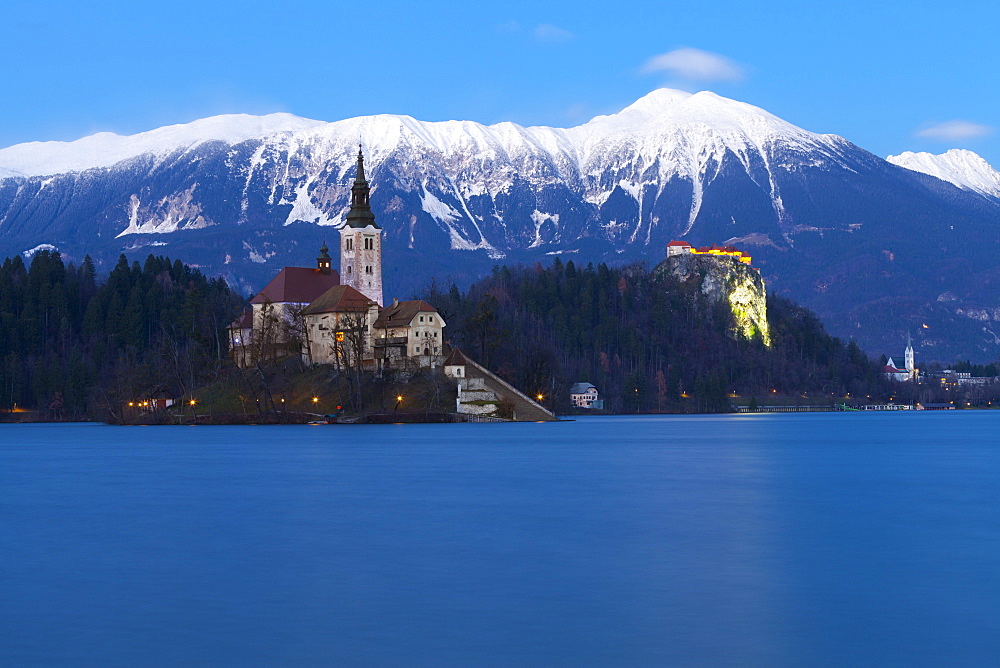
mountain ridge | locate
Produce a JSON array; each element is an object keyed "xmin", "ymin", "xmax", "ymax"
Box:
[
  {"xmin": 887, "ymin": 148, "xmax": 1000, "ymax": 199},
  {"xmin": 3, "ymin": 89, "xmax": 1000, "ymax": 360}
]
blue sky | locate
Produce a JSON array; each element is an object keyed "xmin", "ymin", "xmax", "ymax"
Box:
[{"xmin": 3, "ymin": 0, "xmax": 998, "ymax": 165}]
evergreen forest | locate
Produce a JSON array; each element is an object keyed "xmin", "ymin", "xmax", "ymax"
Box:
[
  {"xmin": 0, "ymin": 250, "xmax": 949, "ymax": 420},
  {"xmin": 0, "ymin": 251, "xmax": 243, "ymax": 419},
  {"xmin": 422, "ymin": 259, "xmax": 895, "ymax": 413}
]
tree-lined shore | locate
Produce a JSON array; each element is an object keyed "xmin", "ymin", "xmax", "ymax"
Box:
[{"xmin": 4, "ymin": 251, "xmax": 988, "ymax": 422}]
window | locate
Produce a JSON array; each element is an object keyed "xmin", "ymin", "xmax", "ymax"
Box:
[
  {"xmin": 419, "ymin": 316, "xmax": 424, "ymax": 322},
  {"xmin": 346, "ymin": 266, "xmax": 352, "ymax": 274},
  {"xmin": 364, "ymin": 237, "xmax": 374, "ymax": 250},
  {"xmin": 345, "ymin": 238, "xmax": 353, "ymax": 251}
]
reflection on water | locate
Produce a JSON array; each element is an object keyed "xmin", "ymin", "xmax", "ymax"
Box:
[{"xmin": 2, "ymin": 414, "xmax": 999, "ymax": 664}]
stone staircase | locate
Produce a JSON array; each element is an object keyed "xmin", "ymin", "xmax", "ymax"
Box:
[{"xmin": 452, "ymin": 354, "xmax": 557, "ymax": 422}]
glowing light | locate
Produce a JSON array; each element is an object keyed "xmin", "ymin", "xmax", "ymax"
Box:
[
  {"xmin": 312, "ymin": 397, "xmax": 319, "ymax": 403},
  {"xmin": 536, "ymin": 394, "xmax": 544, "ymax": 401},
  {"xmin": 189, "ymin": 399, "xmax": 196, "ymax": 406},
  {"xmin": 396, "ymin": 395, "xmax": 403, "ymax": 402}
]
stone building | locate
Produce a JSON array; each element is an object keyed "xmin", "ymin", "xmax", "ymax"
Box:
[
  {"xmin": 339, "ymin": 148, "xmax": 383, "ymax": 306},
  {"xmin": 373, "ymin": 299, "xmax": 446, "ymax": 368}
]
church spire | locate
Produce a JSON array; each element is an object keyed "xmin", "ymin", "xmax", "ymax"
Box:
[
  {"xmin": 905, "ymin": 330, "xmax": 915, "ymax": 376},
  {"xmin": 355, "ymin": 145, "xmax": 366, "ymax": 184},
  {"xmin": 345, "ymin": 146, "xmax": 379, "ymax": 229}
]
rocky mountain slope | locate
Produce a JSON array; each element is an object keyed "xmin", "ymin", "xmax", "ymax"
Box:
[{"xmin": 2, "ymin": 89, "xmax": 1000, "ymax": 360}]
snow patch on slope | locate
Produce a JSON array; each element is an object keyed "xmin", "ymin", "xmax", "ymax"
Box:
[
  {"xmin": 529, "ymin": 211, "xmax": 560, "ymax": 247},
  {"xmin": 887, "ymin": 149, "xmax": 1000, "ymax": 198},
  {"xmin": 23, "ymin": 243, "xmax": 58, "ymax": 257},
  {"xmin": 116, "ymin": 187, "xmax": 213, "ymax": 237}
]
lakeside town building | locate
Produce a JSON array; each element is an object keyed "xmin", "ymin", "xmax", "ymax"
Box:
[
  {"xmin": 882, "ymin": 335, "xmax": 917, "ymax": 382},
  {"xmin": 569, "ymin": 382, "xmax": 602, "ymax": 409}
]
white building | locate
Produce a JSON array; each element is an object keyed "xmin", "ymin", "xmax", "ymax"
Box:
[
  {"xmin": 301, "ymin": 285, "xmax": 379, "ymax": 367},
  {"xmin": 570, "ymin": 382, "xmax": 600, "ymax": 408},
  {"xmin": 374, "ymin": 299, "xmax": 446, "ymax": 368}
]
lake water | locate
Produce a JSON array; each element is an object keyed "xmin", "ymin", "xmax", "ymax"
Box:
[{"xmin": 2, "ymin": 413, "xmax": 999, "ymax": 665}]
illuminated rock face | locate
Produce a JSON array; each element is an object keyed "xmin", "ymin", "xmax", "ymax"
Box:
[{"xmin": 654, "ymin": 253, "xmax": 770, "ymax": 346}]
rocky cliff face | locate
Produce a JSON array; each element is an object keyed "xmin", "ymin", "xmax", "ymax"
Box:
[{"xmin": 653, "ymin": 254, "xmax": 770, "ymax": 346}]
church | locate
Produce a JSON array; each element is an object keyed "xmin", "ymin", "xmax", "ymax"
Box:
[
  {"xmin": 229, "ymin": 148, "xmax": 445, "ymax": 369},
  {"xmin": 882, "ymin": 335, "xmax": 917, "ymax": 382}
]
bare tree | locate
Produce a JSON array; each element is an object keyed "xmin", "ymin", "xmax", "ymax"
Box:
[{"xmin": 338, "ymin": 307, "xmax": 371, "ymax": 413}]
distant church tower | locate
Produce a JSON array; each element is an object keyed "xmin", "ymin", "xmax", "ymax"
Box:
[
  {"xmin": 905, "ymin": 332, "xmax": 916, "ymax": 379},
  {"xmin": 339, "ymin": 147, "xmax": 383, "ymax": 306}
]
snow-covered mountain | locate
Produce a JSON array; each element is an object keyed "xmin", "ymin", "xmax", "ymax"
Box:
[
  {"xmin": 0, "ymin": 113, "xmax": 325, "ymax": 177},
  {"xmin": 0, "ymin": 89, "xmax": 864, "ymax": 254},
  {"xmin": 3, "ymin": 89, "xmax": 1000, "ymax": 359},
  {"xmin": 887, "ymin": 149, "xmax": 1000, "ymax": 199}
]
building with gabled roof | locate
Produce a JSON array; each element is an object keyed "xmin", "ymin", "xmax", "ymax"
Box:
[
  {"xmin": 373, "ymin": 298, "xmax": 446, "ymax": 367},
  {"xmin": 569, "ymin": 382, "xmax": 601, "ymax": 408},
  {"xmin": 230, "ymin": 243, "xmax": 341, "ymax": 366},
  {"xmin": 301, "ymin": 285, "xmax": 379, "ymax": 367}
]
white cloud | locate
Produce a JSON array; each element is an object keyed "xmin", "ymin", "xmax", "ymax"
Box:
[
  {"xmin": 916, "ymin": 120, "xmax": 993, "ymax": 141},
  {"xmin": 534, "ymin": 24, "xmax": 574, "ymax": 43},
  {"xmin": 641, "ymin": 47, "xmax": 745, "ymax": 82}
]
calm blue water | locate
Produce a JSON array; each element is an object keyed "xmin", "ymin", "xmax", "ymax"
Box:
[{"xmin": 2, "ymin": 413, "xmax": 999, "ymax": 665}]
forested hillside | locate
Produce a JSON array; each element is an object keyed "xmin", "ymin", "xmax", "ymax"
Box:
[
  {"xmin": 0, "ymin": 251, "xmax": 243, "ymax": 419},
  {"xmin": 2, "ymin": 251, "xmax": 895, "ymax": 419},
  {"xmin": 423, "ymin": 259, "xmax": 892, "ymax": 413}
]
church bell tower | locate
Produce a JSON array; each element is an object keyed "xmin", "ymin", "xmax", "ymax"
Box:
[
  {"xmin": 905, "ymin": 332, "xmax": 916, "ymax": 379},
  {"xmin": 339, "ymin": 147, "xmax": 383, "ymax": 306}
]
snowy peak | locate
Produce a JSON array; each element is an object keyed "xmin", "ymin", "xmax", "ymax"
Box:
[
  {"xmin": 0, "ymin": 89, "xmax": 844, "ymax": 181},
  {"xmin": 579, "ymin": 89, "xmax": 826, "ymax": 144},
  {"xmin": 887, "ymin": 148, "xmax": 1000, "ymax": 198},
  {"xmin": 0, "ymin": 112, "xmax": 325, "ymax": 177}
]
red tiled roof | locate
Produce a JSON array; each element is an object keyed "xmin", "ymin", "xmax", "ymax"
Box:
[
  {"xmin": 667, "ymin": 240, "xmax": 692, "ymax": 246},
  {"xmin": 443, "ymin": 347, "xmax": 471, "ymax": 367},
  {"xmin": 249, "ymin": 266, "xmax": 340, "ymax": 305},
  {"xmin": 374, "ymin": 299, "xmax": 439, "ymax": 329},
  {"xmin": 229, "ymin": 310, "xmax": 253, "ymax": 329},
  {"xmin": 301, "ymin": 285, "xmax": 374, "ymax": 315}
]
